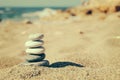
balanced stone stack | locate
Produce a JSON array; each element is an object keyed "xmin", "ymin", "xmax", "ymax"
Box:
[{"xmin": 23, "ymin": 33, "xmax": 49, "ymax": 66}]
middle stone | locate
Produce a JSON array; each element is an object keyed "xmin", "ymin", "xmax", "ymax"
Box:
[{"xmin": 26, "ymin": 47, "xmax": 45, "ymax": 54}]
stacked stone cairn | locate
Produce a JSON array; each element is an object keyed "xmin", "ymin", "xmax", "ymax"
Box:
[{"xmin": 23, "ymin": 33, "xmax": 49, "ymax": 66}]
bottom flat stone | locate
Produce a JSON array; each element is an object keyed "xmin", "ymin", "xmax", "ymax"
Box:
[
  {"xmin": 26, "ymin": 53, "xmax": 45, "ymax": 62},
  {"xmin": 20, "ymin": 60, "xmax": 49, "ymax": 66}
]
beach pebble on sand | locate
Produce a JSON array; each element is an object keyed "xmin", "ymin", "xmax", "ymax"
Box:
[
  {"xmin": 25, "ymin": 40, "xmax": 44, "ymax": 48},
  {"xmin": 26, "ymin": 47, "xmax": 45, "ymax": 54},
  {"xmin": 29, "ymin": 33, "xmax": 44, "ymax": 40},
  {"xmin": 22, "ymin": 60, "xmax": 49, "ymax": 66},
  {"xmin": 26, "ymin": 53, "xmax": 45, "ymax": 62}
]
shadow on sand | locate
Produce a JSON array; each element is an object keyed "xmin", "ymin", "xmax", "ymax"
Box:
[{"xmin": 49, "ymin": 61, "xmax": 84, "ymax": 68}]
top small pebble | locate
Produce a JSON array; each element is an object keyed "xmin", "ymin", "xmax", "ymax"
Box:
[{"xmin": 29, "ymin": 33, "xmax": 44, "ymax": 40}]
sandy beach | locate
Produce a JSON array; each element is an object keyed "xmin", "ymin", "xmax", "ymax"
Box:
[{"xmin": 0, "ymin": 1, "xmax": 120, "ymax": 80}]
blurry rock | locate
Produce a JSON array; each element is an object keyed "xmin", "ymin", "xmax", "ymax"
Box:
[
  {"xmin": 26, "ymin": 21, "xmax": 32, "ymax": 24},
  {"xmin": 86, "ymin": 9, "xmax": 92, "ymax": 15},
  {"xmin": 115, "ymin": 5, "xmax": 120, "ymax": 12},
  {"xmin": 70, "ymin": 13, "xmax": 76, "ymax": 16},
  {"xmin": 23, "ymin": 19, "xmax": 32, "ymax": 24},
  {"xmin": 97, "ymin": 5, "xmax": 109, "ymax": 13},
  {"xmin": 80, "ymin": 31, "xmax": 84, "ymax": 34}
]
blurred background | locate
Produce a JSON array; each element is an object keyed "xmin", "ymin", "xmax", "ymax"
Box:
[{"xmin": 0, "ymin": 0, "xmax": 83, "ymax": 21}]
